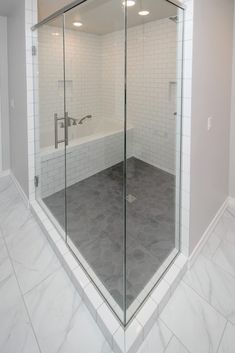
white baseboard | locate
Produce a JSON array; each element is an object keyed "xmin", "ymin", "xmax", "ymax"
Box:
[
  {"xmin": 0, "ymin": 169, "xmax": 10, "ymax": 177},
  {"xmin": 228, "ymin": 197, "xmax": 235, "ymax": 208},
  {"xmin": 188, "ymin": 197, "xmax": 229, "ymax": 268},
  {"xmin": 10, "ymin": 171, "xmax": 30, "ymax": 208}
]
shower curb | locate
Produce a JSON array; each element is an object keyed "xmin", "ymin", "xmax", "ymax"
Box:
[{"xmin": 30, "ymin": 200, "xmax": 188, "ymax": 353}]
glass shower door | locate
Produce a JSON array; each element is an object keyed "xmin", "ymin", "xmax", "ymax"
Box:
[
  {"xmin": 33, "ymin": 0, "xmax": 184, "ymax": 327},
  {"xmin": 125, "ymin": 0, "xmax": 184, "ymax": 321},
  {"xmin": 63, "ymin": 0, "xmax": 126, "ymax": 322},
  {"xmin": 33, "ymin": 16, "xmax": 67, "ymax": 240}
]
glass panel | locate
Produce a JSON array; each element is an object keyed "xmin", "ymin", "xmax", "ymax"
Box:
[
  {"xmin": 33, "ymin": 15, "xmax": 66, "ymax": 240},
  {"xmin": 63, "ymin": 0, "xmax": 126, "ymax": 322},
  {"xmin": 33, "ymin": 0, "xmax": 184, "ymax": 327},
  {"xmin": 125, "ymin": 0, "xmax": 184, "ymax": 321}
]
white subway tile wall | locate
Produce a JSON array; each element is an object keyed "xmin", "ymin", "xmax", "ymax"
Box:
[
  {"xmin": 41, "ymin": 129, "xmax": 133, "ymax": 198},
  {"xmin": 35, "ymin": 17, "xmax": 180, "ymax": 197}
]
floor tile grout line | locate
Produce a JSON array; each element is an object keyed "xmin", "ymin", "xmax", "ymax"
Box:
[
  {"xmin": 162, "ymin": 333, "xmax": 174, "ymax": 353},
  {"xmin": 159, "ymin": 277, "xmax": 228, "ymax": 353},
  {"xmin": 2, "ymin": 229, "xmax": 43, "ymax": 353},
  {"xmin": 159, "ymin": 317, "xmax": 191, "ymax": 353},
  {"xmin": 181, "ymin": 278, "xmax": 228, "ymax": 322},
  {"xmin": 0, "ymin": 209, "xmax": 64, "ymax": 298},
  {"xmin": 22, "ymin": 266, "xmax": 62, "ymax": 296},
  {"xmin": 215, "ymin": 320, "xmax": 228, "ymax": 353},
  {"xmin": 210, "ymin": 243, "xmax": 235, "ymax": 280},
  {"xmin": 163, "ymin": 333, "xmax": 190, "ymax": 353}
]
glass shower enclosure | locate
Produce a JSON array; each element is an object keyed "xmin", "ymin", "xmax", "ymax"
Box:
[{"xmin": 33, "ymin": 0, "xmax": 184, "ymax": 325}]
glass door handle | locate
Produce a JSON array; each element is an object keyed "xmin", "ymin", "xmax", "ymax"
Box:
[
  {"xmin": 54, "ymin": 113, "xmax": 69, "ymax": 149},
  {"xmin": 64, "ymin": 112, "xmax": 69, "ymax": 146}
]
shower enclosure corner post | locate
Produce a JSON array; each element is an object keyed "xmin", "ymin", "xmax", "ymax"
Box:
[{"xmin": 123, "ymin": 0, "xmax": 128, "ymax": 327}]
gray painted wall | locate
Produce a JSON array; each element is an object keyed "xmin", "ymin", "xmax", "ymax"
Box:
[
  {"xmin": 7, "ymin": 0, "xmax": 29, "ymax": 196},
  {"xmin": 229, "ymin": 5, "xmax": 235, "ymax": 198},
  {"xmin": 0, "ymin": 16, "xmax": 10, "ymax": 171},
  {"xmin": 189, "ymin": 0, "xmax": 234, "ymax": 253}
]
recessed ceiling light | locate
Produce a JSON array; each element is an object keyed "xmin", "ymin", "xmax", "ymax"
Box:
[
  {"xmin": 122, "ymin": 1, "xmax": 136, "ymax": 7},
  {"xmin": 73, "ymin": 21, "xmax": 83, "ymax": 27},
  {"xmin": 139, "ymin": 10, "xmax": 150, "ymax": 16},
  {"xmin": 52, "ymin": 32, "xmax": 60, "ymax": 36}
]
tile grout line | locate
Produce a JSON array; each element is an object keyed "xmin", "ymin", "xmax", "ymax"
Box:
[
  {"xmin": 163, "ymin": 333, "xmax": 190, "ymax": 353},
  {"xmin": 162, "ymin": 333, "xmax": 174, "ymax": 353},
  {"xmin": 181, "ymin": 277, "xmax": 228, "ymax": 323},
  {"xmin": 215, "ymin": 320, "xmax": 228, "ymax": 353},
  {"xmin": 159, "ymin": 278, "xmax": 228, "ymax": 353}
]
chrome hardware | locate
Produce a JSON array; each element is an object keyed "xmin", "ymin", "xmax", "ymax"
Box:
[
  {"xmin": 58, "ymin": 114, "xmax": 92, "ymax": 128},
  {"xmin": 54, "ymin": 112, "xmax": 69, "ymax": 149},
  {"xmin": 34, "ymin": 175, "xmax": 39, "ymax": 188},
  {"xmin": 78, "ymin": 115, "xmax": 92, "ymax": 125}
]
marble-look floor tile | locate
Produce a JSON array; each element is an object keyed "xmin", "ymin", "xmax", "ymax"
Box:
[
  {"xmin": 136, "ymin": 320, "xmax": 172, "ymax": 353},
  {"xmin": 201, "ymin": 230, "xmax": 221, "ymax": 259},
  {"xmin": 212, "ymin": 209, "xmax": 235, "ymax": 246},
  {"xmin": 0, "ymin": 200, "xmax": 32, "ymax": 239},
  {"xmin": 5, "ymin": 215, "xmax": 61, "ymax": 294},
  {"xmin": 0, "ymin": 237, "xmax": 8, "ymax": 262},
  {"xmin": 183, "ymin": 254, "xmax": 235, "ymax": 325},
  {"xmin": 160, "ymin": 282, "xmax": 226, "ymax": 353},
  {"xmin": 164, "ymin": 336, "xmax": 189, "ymax": 353},
  {"xmin": 0, "ymin": 180, "xmax": 22, "ymax": 219},
  {"xmin": 0, "ymin": 253, "xmax": 40, "ymax": 353},
  {"xmin": 0, "ymin": 297, "xmax": 40, "ymax": 353},
  {"xmin": 0, "ymin": 257, "xmax": 21, "ymax": 308},
  {"xmin": 0, "ymin": 175, "xmax": 12, "ymax": 192},
  {"xmin": 217, "ymin": 322, "xmax": 235, "ymax": 353},
  {"xmin": 25, "ymin": 269, "xmax": 112, "ymax": 353},
  {"xmin": 212, "ymin": 240, "xmax": 235, "ymax": 277}
]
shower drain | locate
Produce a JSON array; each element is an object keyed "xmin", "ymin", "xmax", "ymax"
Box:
[{"xmin": 126, "ymin": 194, "xmax": 137, "ymax": 203}]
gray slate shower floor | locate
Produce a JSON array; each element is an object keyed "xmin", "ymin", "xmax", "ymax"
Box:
[{"xmin": 44, "ymin": 157, "xmax": 176, "ymax": 308}]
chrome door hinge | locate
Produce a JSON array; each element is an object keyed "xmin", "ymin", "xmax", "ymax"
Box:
[
  {"xmin": 32, "ymin": 45, "xmax": 37, "ymax": 56},
  {"xmin": 34, "ymin": 175, "xmax": 39, "ymax": 188}
]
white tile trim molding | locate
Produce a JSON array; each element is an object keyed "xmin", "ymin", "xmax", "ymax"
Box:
[
  {"xmin": 10, "ymin": 171, "xmax": 30, "ymax": 208},
  {"xmin": 228, "ymin": 197, "xmax": 235, "ymax": 209}
]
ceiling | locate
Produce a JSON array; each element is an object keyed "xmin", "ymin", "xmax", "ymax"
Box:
[
  {"xmin": 38, "ymin": 0, "xmax": 178, "ymax": 35},
  {"xmin": 0, "ymin": 0, "xmax": 18, "ymax": 16}
]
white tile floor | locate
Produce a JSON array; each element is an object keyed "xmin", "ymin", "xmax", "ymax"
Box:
[{"xmin": 1, "ymin": 175, "xmax": 235, "ymax": 353}]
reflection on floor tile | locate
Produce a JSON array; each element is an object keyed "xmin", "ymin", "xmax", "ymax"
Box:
[{"xmin": 160, "ymin": 282, "xmax": 226, "ymax": 353}]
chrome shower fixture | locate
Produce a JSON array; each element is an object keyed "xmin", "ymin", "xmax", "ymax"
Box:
[{"xmin": 169, "ymin": 16, "xmax": 178, "ymax": 23}]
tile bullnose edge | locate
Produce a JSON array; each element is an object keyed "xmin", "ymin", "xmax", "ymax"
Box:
[{"xmin": 97, "ymin": 303, "xmax": 121, "ymax": 349}]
